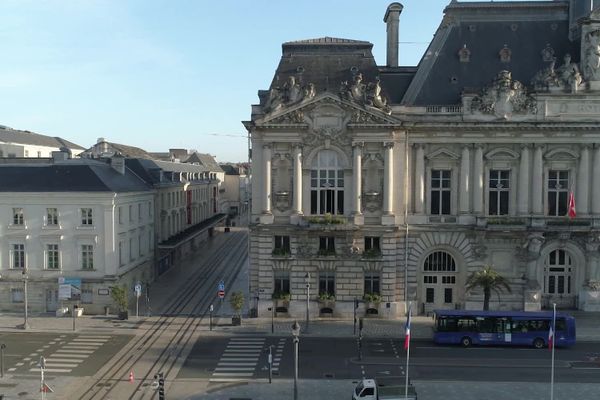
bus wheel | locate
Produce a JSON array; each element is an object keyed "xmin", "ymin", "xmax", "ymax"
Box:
[
  {"xmin": 461, "ymin": 336, "xmax": 472, "ymax": 347},
  {"xmin": 533, "ymin": 338, "xmax": 545, "ymax": 349}
]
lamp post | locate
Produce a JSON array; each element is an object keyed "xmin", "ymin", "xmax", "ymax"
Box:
[
  {"xmin": 291, "ymin": 321, "xmax": 300, "ymax": 400},
  {"xmin": 304, "ymin": 273, "xmax": 310, "ymax": 331},
  {"xmin": 22, "ymin": 266, "xmax": 29, "ymax": 330}
]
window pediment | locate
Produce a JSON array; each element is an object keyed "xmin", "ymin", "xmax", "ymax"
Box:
[
  {"xmin": 426, "ymin": 148, "xmax": 460, "ymax": 160},
  {"xmin": 485, "ymin": 147, "xmax": 519, "ymax": 160},
  {"xmin": 544, "ymin": 148, "xmax": 579, "ymax": 161}
]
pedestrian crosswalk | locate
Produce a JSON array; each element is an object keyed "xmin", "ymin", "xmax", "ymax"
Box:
[
  {"xmin": 7, "ymin": 334, "xmax": 112, "ymax": 374},
  {"xmin": 210, "ymin": 337, "xmax": 286, "ymax": 383}
]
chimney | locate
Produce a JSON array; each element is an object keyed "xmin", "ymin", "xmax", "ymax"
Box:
[
  {"xmin": 51, "ymin": 150, "xmax": 69, "ymax": 162},
  {"xmin": 110, "ymin": 153, "xmax": 125, "ymax": 175},
  {"xmin": 384, "ymin": 2, "xmax": 403, "ymax": 67}
]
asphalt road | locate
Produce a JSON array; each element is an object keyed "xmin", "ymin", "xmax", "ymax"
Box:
[
  {"xmin": 178, "ymin": 336, "xmax": 600, "ymax": 384},
  {"xmin": 0, "ymin": 331, "xmax": 132, "ymax": 377}
]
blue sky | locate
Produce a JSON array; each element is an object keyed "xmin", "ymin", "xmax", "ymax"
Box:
[{"xmin": 0, "ymin": 0, "xmax": 531, "ymax": 162}]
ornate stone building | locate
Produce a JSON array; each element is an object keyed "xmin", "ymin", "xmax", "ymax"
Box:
[{"xmin": 245, "ymin": 0, "xmax": 600, "ymax": 318}]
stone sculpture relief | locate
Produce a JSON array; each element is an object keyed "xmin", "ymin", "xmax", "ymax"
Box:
[
  {"xmin": 471, "ymin": 70, "xmax": 537, "ymax": 119},
  {"xmin": 583, "ymin": 29, "xmax": 600, "ymax": 81},
  {"xmin": 264, "ymin": 75, "xmax": 316, "ymax": 113},
  {"xmin": 340, "ymin": 74, "xmax": 392, "ymax": 115},
  {"xmin": 531, "ymin": 54, "xmax": 583, "ymax": 93}
]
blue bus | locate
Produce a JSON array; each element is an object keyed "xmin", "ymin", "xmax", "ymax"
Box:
[{"xmin": 433, "ymin": 309, "xmax": 576, "ymax": 349}]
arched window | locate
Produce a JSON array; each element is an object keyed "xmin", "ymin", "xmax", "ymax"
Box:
[
  {"xmin": 310, "ymin": 150, "xmax": 344, "ymax": 215},
  {"xmin": 544, "ymin": 249, "xmax": 573, "ymax": 295},
  {"xmin": 424, "ymin": 251, "xmax": 456, "ymax": 272}
]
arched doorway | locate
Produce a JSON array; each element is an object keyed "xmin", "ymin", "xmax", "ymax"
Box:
[
  {"xmin": 543, "ymin": 249, "xmax": 576, "ymax": 309},
  {"xmin": 422, "ymin": 250, "xmax": 458, "ymax": 313}
]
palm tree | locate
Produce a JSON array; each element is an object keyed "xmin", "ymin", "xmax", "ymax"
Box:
[{"xmin": 465, "ymin": 266, "xmax": 512, "ymax": 311}]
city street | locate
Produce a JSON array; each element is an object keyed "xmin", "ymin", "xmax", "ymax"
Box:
[{"xmin": 178, "ymin": 336, "xmax": 600, "ymax": 385}]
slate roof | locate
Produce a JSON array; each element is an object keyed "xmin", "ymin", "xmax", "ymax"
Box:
[
  {"xmin": 0, "ymin": 125, "xmax": 84, "ymax": 150},
  {"xmin": 402, "ymin": 1, "xmax": 576, "ymax": 105},
  {"xmin": 0, "ymin": 159, "xmax": 150, "ymax": 192},
  {"xmin": 125, "ymin": 158, "xmax": 217, "ymax": 185},
  {"xmin": 263, "ymin": 36, "xmax": 381, "ymax": 104},
  {"xmin": 185, "ymin": 152, "xmax": 223, "ymax": 172}
]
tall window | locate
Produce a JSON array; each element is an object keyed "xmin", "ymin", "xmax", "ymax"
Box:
[
  {"xmin": 80, "ymin": 208, "xmax": 93, "ymax": 226},
  {"xmin": 138, "ymin": 203, "xmax": 143, "ymax": 222},
  {"xmin": 310, "ymin": 150, "xmax": 344, "ymax": 215},
  {"xmin": 273, "ymin": 235, "xmax": 290, "ymax": 255},
  {"xmin": 46, "ymin": 244, "xmax": 60, "ymax": 269},
  {"xmin": 129, "ymin": 237, "xmax": 135, "ymax": 261},
  {"xmin": 118, "ymin": 207, "xmax": 123, "ymax": 224},
  {"xmin": 46, "ymin": 208, "xmax": 58, "ymax": 226},
  {"xmin": 11, "ymin": 244, "xmax": 25, "ymax": 269},
  {"xmin": 129, "ymin": 204, "xmax": 134, "ymax": 222},
  {"xmin": 274, "ymin": 271, "xmax": 290, "ymax": 294},
  {"xmin": 488, "ymin": 170, "xmax": 509, "ymax": 215},
  {"xmin": 318, "ymin": 236, "xmax": 335, "ymax": 255},
  {"xmin": 12, "ymin": 208, "xmax": 24, "ymax": 225},
  {"xmin": 430, "ymin": 170, "xmax": 451, "ymax": 215},
  {"xmin": 548, "ymin": 170, "xmax": 569, "ymax": 216},
  {"xmin": 364, "ymin": 273, "xmax": 380, "ymax": 295},
  {"xmin": 544, "ymin": 249, "xmax": 573, "ymax": 295},
  {"xmin": 81, "ymin": 245, "xmax": 94, "ymax": 269},
  {"xmin": 364, "ymin": 236, "xmax": 381, "ymax": 252},
  {"xmin": 319, "ymin": 272, "xmax": 335, "ymax": 296},
  {"xmin": 118, "ymin": 241, "xmax": 124, "ymax": 266}
]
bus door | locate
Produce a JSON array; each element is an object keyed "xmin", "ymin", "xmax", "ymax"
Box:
[{"xmin": 501, "ymin": 318, "xmax": 511, "ymax": 343}]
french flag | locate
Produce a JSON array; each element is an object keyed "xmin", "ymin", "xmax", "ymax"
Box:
[
  {"xmin": 568, "ymin": 190, "xmax": 576, "ymax": 219},
  {"xmin": 404, "ymin": 303, "xmax": 412, "ymax": 350},
  {"xmin": 548, "ymin": 308, "xmax": 556, "ymax": 350}
]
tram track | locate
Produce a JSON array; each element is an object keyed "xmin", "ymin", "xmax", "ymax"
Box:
[{"xmin": 72, "ymin": 229, "xmax": 248, "ymax": 400}]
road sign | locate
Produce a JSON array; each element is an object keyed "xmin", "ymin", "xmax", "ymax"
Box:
[
  {"xmin": 134, "ymin": 284, "xmax": 142, "ymax": 297},
  {"xmin": 218, "ymin": 281, "xmax": 225, "ymax": 291},
  {"xmin": 218, "ymin": 290, "xmax": 225, "ymax": 299}
]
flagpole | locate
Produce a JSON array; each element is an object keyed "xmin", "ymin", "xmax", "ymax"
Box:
[
  {"xmin": 550, "ymin": 303, "xmax": 556, "ymax": 400},
  {"xmin": 405, "ymin": 301, "xmax": 411, "ymax": 399}
]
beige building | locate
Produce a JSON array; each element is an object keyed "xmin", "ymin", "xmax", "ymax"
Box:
[{"xmin": 245, "ymin": 0, "xmax": 600, "ymax": 319}]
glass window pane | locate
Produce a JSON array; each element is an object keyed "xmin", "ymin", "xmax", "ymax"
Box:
[
  {"xmin": 431, "ymin": 191, "xmax": 440, "ymax": 214},
  {"xmin": 499, "ymin": 191, "xmax": 509, "ymax": 215},
  {"xmin": 441, "ymin": 191, "xmax": 451, "ymax": 214},
  {"xmin": 489, "ymin": 191, "xmax": 498, "ymax": 215}
]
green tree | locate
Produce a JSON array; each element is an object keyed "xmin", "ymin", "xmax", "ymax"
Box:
[{"xmin": 465, "ymin": 266, "xmax": 512, "ymax": 311}]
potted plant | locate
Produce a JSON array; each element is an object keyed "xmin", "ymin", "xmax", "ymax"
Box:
[
  {"xmin": 271, "ymin": 247, "xmax": 291, "ymax": 257},
  {"xmin": 363, "ymin": 292, "xmax": 381, "ymax": 314},
  {"xmin": 272, "ymin": 291, "xmax": 291, "ymax": 313},
  {"xmin": 110, "ymin": 285, "xmax": 129, "ymax": 320},
  {"xmin": 318, "ymin": 292, "xmax": 336, "ymax": 314},
  {"xmin": 230, "ymin": 291, "xmax": 245, "ymax": 326}
]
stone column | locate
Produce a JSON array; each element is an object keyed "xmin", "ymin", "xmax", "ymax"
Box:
[
  {"xmin": 593, "ymin": 145, "xmax": 600, "ymax": 215},
  {"xmin": 459, "ymin": 145, "xmax": 470, "ymax": 214},
  {"xmin": 518, "ymin": 145, "xmax": 530, "ymax": 215},
  {"xmin": 532, "ymin": 145, "xmax": 544, "ymax": 215},
  {"xmin": 473, "ymin": 145, "xmax": 484, "ymax": 214},
  {"xmin": 415, "ymin": 144, "xmax": 425, "ymax": 214},
  {"xmin": 262, "ymin": 144, "xmax": 272, "ymax": 214},
  {"xmin": 577, "ymin": 145, "xmax": 590, "ymax": 215},
  {"xmin": 352, "ymin": 143, "xmax": 363, "ymax": 214},
  {"xmin": 292, "ymin": 145, "xmax": 303, "ymax": 215},
  {"xmin": 383, "ymin": 142, "xmax": 394, "ymax": 215}
]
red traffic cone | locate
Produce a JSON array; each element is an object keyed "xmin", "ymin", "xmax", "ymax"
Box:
[{"xmin": 129, "ymin": 370, "xmax": 134, "ymax": 383}]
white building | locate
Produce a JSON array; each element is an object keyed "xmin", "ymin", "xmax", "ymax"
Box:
[
  {"xmin": 0, "ymin": 125, "xmax": 84, "ymax": 158},
  {"xmin": 245, "ymin": 0, "xmax": 600, "ymax": 319},
  {"xmin": 0, "ymin": 153, "xmax": 154, "ymax": 314}
]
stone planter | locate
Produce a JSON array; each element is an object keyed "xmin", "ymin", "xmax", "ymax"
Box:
[
  {"xmin": 318, "ymin": 300, "xmax": 335, "ymax": 316},
  {"xmin": 274, "ymin": 299, "xmax": 290, "ymax": 314},
  {"xmin": 231, "ymin": 316, "xmax": 242, "ymax": 326},
  {"xmin": 118, "ymin": 310, "xmax": 128, "ymax": 320},
  {"xmin": 365, "ymin": 302, "xmax": 380, "ymax": 316}
]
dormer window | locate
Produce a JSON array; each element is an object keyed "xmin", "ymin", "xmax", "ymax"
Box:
[{"xmin": 458, "ymin": 44, "xmax": 471, "ymax": 63}]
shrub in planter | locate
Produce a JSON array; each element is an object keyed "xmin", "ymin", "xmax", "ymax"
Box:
[
  {"xmin": 110, "ymin": 285, "xmax": 129, "ymax": 320},
  {"xmin": 230, "ymin": 291, "xmax": 245, "ymax": 326}
]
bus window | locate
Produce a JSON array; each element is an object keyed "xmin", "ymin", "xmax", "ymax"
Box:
[
  {"xmin": 457, "ymin": 318, "xmax": 476, "ymax": 332},
  {"xmin": 476, "ymin": 317, "xmax": 497, "ymax": 333},
  {"xmin": 555, "ymin": 318, "xmax": 566, "ymax": 332}
]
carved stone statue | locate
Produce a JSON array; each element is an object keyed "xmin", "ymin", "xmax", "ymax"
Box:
[
  {"xmin": 303, "ymin": 83, "xmax": 316, "ymax": 100},
  {"xmin": 263, "ymin": 75, "xmax": 317, "ymax": 113},
  {"xmin": 584, "ymin": 29, "xmax": 600, "ymax": 81},
  {"xmin": 264, "ymin": 87, "xmax": 285, "ymax": 113},
  {"xmin": 284, "ymin": 76, "xmax": 303, "ymax": 104},
  {"xmin": 531, "ymin": 58, "xmax": 559, "ymax": 91},
  {"xmin": 367, "ymin": 79, "xmax": 392, "ymax": 115},
  {"xmin": 556, "ymin": 53, "xmax": 583, "ymax": 92}
]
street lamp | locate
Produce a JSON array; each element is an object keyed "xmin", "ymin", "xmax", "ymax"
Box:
[
  {"xmin": 304, "ymin": 272, "xmax": 310, "ymax": 330},
  {"xmin": 291, "ymin": 321, "xmax": 300, "ymax": 400},
  {"xmin": 22, "ymin": 266, "xmax": 29, "ymax": 330}
]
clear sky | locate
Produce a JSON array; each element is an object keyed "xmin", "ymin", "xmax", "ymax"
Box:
[{"xmin": 0, "ymin": 0, "xmax": 536, "ymax": 162}]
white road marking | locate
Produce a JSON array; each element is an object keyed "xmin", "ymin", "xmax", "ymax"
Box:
[
  {"xmin": 212, "ymin": 372, "xmax": 254, "ymax": 376},
  {"xmin": 49, "ymin": 353, "xmax": 89, "ymax": 358},
  {"xmin": 55, "ymin": 349, "xmax": 94, "ymax": 354},
  {"xmin": 29, "ymin": 368, "xmax": 71, "ymax": 373}
]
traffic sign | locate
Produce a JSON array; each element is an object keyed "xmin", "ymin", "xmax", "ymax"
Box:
[
  {"xmin": 218, "ymin": 290, "xmax": 225, "ymax": 299},
  {"xmin": 134, "ymin": 284, "xmax": 142, "ymax": 297},
  {"xmin": 218, "ymin": 281, "xmax": 225, "ymax": 291}
]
